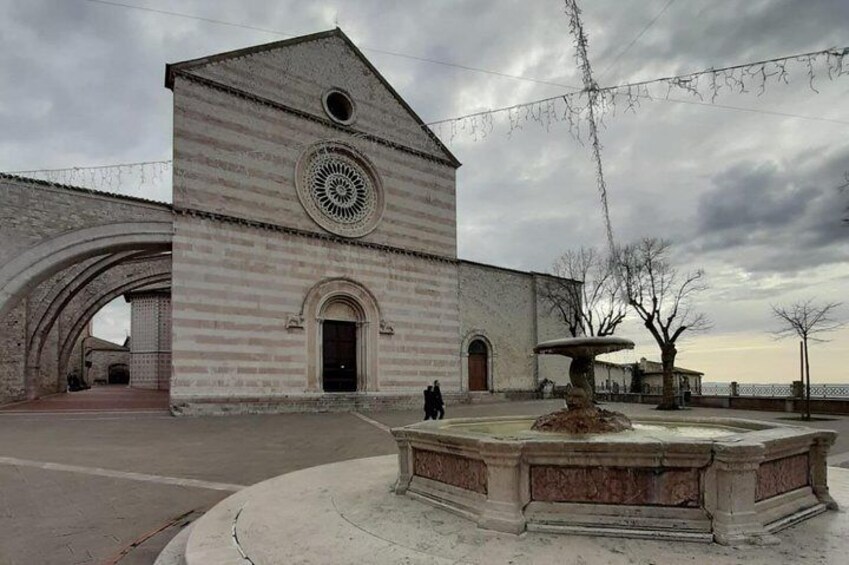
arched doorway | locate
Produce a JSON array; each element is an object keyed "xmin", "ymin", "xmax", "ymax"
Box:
[
  {"xmin": 108, "ymin": 363, "xmax": 130, "ymax": 385},
  {"xmin": 302, "ymin": 278, "xmax": 381, "ymax": 393},
  {"xmin": 468, "ymin": 339, "xmax": 489, "ymax": 391},
  {"xmin": 321, "ymin": 298, "xmax": 363, "ymax": 393}
]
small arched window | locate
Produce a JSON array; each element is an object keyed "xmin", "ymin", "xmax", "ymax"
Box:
[{"xmin": 468, "ymin": 339, "xmax": 487, "ymax": 355}]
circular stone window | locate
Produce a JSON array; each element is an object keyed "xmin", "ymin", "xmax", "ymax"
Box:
[
  {"xmin": 295, "ymin": 143, "xmax": 384, "ymax": 238},
  {"xmin": 322, "ymin": 89, "xmax": 356, "ymax": 125}
]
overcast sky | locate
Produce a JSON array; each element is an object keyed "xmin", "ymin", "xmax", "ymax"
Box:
[{"xmin": 2, "ymin": 0, "xmax": 847, "ymax": 383}]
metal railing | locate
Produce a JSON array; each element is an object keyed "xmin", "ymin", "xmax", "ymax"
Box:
[{"xmin": 700, "ymin": 382, "xmax": 849, "ymax": 399}]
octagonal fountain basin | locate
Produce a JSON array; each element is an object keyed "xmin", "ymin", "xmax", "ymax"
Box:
[{"xmin": 392, "ymin": 415, "xmax": 838, "ymax": 545}]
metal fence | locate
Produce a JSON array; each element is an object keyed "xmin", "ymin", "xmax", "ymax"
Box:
[{"xmin": 699, "ymin": 382, "xmax": 849, "ymax": 399}]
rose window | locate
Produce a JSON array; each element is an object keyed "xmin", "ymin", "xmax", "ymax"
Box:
[
  {"xmin": 308, "ymin": 155, "xmax": 374, "ymax": 225},
  {"xmin": 296, "ymin": 143, "xmax": 384, "ymax": 238}
]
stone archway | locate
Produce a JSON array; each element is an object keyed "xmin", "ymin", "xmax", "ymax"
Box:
[
  {"xmin": 300, "ymin": 278, "xmax": 381, "ymax": 393},
  {"xmin": 0, "ymin": 221, "xmax": 173, "ymax": 320},
  {"xmin": 27, "ymin": 253, "xmax": 168, "ymax": 374},
  {"xmin": 0, "ymin": 176, "xmax": 174, "ymax": 404},
  {"xmin": 57, "ymin": 272, "xmax": 172, "ymax": 387}
]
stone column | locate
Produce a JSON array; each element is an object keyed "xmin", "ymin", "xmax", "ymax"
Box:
[
  {"xmin": 478, "ymin": 442, "xmax": 525, "ymax": 534},
  {"xmin": 811, "ymin": 434, "xmax": 839, "ymax": 510},
  {"xmin": 710, "ymin": 442, "xmax": 777, "ymax": 545}
]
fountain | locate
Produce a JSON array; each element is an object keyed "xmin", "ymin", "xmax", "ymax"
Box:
[
  {"xmin": 392, "ymin": 338, "xmax": 838, "ymax": 545},
  {"xmin": 531, "ymin": 336, "xmax": 634, "ymax": 433}
]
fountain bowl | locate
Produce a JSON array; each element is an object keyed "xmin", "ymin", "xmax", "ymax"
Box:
[
  {"xmin": 533, "ymin": 335, "xmax": 635, "ymax": 357},
  {"xmin": 392, "ymin": 415, "xmax": 837, "ymax": 545}
]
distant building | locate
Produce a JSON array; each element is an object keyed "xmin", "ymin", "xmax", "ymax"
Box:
[
  {"xmin": 82, "ymin": 335, "xmax": 130, "ymax": 386},
  {"xmin": 632, "ymin": 357, "xmax": 703, "ymax": 395},
  {"xmin": 593, "ymin": 360, "xmax": 633, "ymax": 394},
  {"xmin": 594, "ymin": 357, "xmax": 703, "ymax": 395}
]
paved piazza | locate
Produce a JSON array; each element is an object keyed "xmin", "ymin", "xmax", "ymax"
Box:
[{"xmin": 1, "ymin": 392, "xmax": 848, "ymax": 564}]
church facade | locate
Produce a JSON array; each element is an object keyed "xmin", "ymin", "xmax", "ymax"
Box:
[{"xmin": 165, "ymin": 29, "xmax": 575, "ymax": 414}]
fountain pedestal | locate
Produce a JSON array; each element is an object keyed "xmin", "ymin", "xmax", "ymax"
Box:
[{"xmin": 532, "ymin": 336, "xmax": 635, "ymax": 434}]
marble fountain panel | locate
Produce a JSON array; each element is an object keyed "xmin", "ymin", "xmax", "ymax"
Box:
[{"xmin": 391, "ymin": 415, "xmax": 837, "ymax": 544}]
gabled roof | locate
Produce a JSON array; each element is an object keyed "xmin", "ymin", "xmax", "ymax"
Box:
[{"xmin": 164, "ymin": 28, "xmax": 460, "ymax": 167}]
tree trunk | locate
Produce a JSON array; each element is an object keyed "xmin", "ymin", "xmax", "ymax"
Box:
[
  {"xmin": 657, "ymin": 344, "xmax": 679, "ymax": 410},
  {"xmin": 803, "ymin": 337, "xmax": 811, "ymax": 421}
]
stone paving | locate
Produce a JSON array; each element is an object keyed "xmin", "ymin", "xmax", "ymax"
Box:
[
  {"xmin": 1, "ymin": 390, "xmax": 848, "ymax": 564},
  {"xmin": 0, "ymin": 386, "xmax": 169, "ymax": 413}
]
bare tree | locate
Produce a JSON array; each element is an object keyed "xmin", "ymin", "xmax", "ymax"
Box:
[
  {"xmin": 618, "ymin": 238, "xmax": 710, "ymax": 410},
  {"xmin": 540, "ymin": 247, "xmax": 627, "ymax": 337},
  {"xmin": 772, "ymin": 300, "xmax": 844, "ymax": 420}
]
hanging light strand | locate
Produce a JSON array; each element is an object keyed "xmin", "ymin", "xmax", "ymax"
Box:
[{"xmin": 4, "ymin": 44, "xmax": 846, "ymax": 196}]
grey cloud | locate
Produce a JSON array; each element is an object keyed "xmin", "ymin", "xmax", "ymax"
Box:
[
  {"xmin": 2, "ymin": 0, "xmax": 848, "ymax": 343},
  {"xmin": 699, "ymin": 162, "xmax": 807, "ymax": 233},
  {"xmin": 692, "ymin": 144, "xmax": 849, "ymax": 274}
]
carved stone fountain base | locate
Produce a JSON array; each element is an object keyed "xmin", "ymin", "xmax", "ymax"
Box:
[
  {"xmin": 531, "ymin": 389, "xmax": 632, "ymax": 434},
  {"xmin": 531, "ymin": 405, "xmax": 632, "ymax": 434}
]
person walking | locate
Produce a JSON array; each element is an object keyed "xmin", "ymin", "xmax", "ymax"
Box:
[
  {"xmin": 423, "ymin": 385, "xmax": 435, "ymax": 420},
  {"xmin": 432, "ymin": 380, "xmax": 445, "ymax": 420}
]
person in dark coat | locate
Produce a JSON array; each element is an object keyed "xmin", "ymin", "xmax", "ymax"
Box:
[
  {"xmin": 423, "ymin": 385, "xmax": 435, "ymax": 420},
  {"xmin": 432, "ymin": 380, "xmax": 445, "ymax": 420}
]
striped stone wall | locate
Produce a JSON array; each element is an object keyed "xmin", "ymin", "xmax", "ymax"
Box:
[
  {"xmin": 183, "ymin": 34, "xmax": 445, "ymax": 161},
  {"xmin": 171, "ymin": 74, "xmax": 457, "ymax": 258},
  {"xmin": 169, "ymin": 214, "xmax": 461, "ymax": 406}
]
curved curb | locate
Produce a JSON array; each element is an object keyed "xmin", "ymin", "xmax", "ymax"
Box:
[{"xmin": 170, "ymin": 455, "xmax": 849, "ymax": 565}]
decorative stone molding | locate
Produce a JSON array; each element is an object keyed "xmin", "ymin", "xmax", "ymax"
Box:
[
  {"xmin": 173, "ymin": 207, "xmax": 458, "ymax": 265},
  {"xmin": 379, "ymin": 319, "xmax": 394, "ymax": 335},
  {"xmin": 460, "ymin": 330, "xmax": 495, "ymax": 392},
  {"xmin": 286, "ymin": 314, "xmax": 305, "ymax": 330},
  {"xmin": 300, "ymin": 277, "xmax": 381, "ymax": 392}
]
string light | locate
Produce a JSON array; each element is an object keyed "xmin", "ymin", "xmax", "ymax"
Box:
[
  {"xmin": 563, "ymin": 0, "xmax": 615, "ymax": 255},
  {"xmin": 4, "ymin": 38, "xmax": 846, "ymax": 197},
  {"xmin": 3, "ymin": 160, "xmax": 171, "ymax": 199}
]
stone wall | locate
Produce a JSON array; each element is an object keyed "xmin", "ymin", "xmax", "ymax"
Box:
[
  {"xmin": 533, "ymin": 274, "xmax": 572, "ymax": 386},
  {"xmin": 0, "ymin": 176, "xmax": 171, "ymax": 267},
  {"xmin": 37, "ymin": 323, "xmax": 60, "ymax": 395},
  {"xmin": 85, "ymin": 348, "xmax": 130, "ymax": 385},
  {"xmin": 170, "ymin": 215, "xmax": 461, "ymax": 405},
  {"xmin": 458, "ymin": 262, "xmax": 535, "ymax": 391},
  {"xmin": 0, "ymin": 302, "xmax": 27, "ymax": 403},
  {"xmin": 458, "ymin": 264, "xmax": 576, "ymax": 392},
  {"xmin": 0, "ymin": 300, "xmax": 61, "ymax": 404}
]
